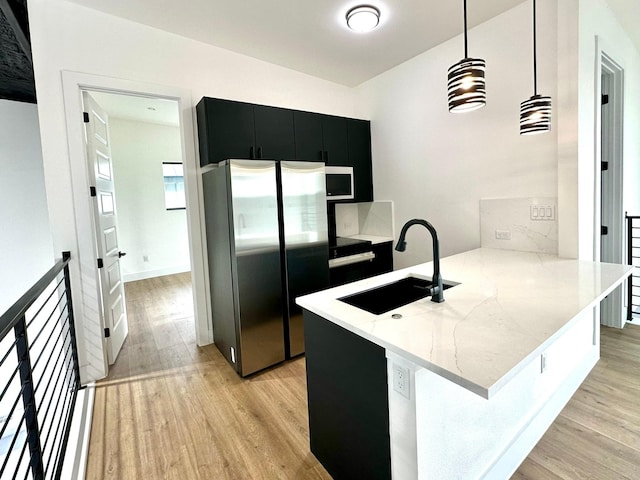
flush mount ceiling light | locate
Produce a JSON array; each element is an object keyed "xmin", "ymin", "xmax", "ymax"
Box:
[
  {"xmin": 447, "ymin": 0, "xmax": 486, "ymax": 113},
  {"xmin": 520, "ymin": 0, "xmax": 551, "ymax": 135},
  {"xmin": 346, "ymin": 5, "xmax": 380, "ymax": 32}
]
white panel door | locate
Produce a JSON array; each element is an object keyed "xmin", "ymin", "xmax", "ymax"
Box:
[{"xmin": 83, "ymin": 91, "xmax": 128, "ymax": 365}]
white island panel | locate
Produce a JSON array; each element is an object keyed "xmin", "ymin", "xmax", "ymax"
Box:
[{"xmin": 409, "ymin": 310, "xmax": 597, "ymax": 479}]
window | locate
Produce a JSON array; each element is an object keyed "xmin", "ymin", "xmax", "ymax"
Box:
[{"xmin": 162, "ymin": 162, "xmax": 186, "ymax": 210}]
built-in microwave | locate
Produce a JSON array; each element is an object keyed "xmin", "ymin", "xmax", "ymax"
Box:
[{"xmin": 325, "ymin": 166, "xmax": 354, "ymax": 201}]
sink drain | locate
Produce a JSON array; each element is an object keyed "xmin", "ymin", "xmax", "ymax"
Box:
[{"xmin": 391, "ymin": 313, "xmax": 402, "ymax": 319}]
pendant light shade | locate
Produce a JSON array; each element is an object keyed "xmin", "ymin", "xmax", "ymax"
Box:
[
  {"xmin": 520, "ymin": 94, "xmax": 552, "ymax": 134},
  {"xmin": 448, "ymin": 0, "xmax": 486, "ymax": 113},
  {"xmin": 448, "ymin": 58, "xmax": 486, "ymax": 112},
  {"xmin": 520, "ymin": 0, "xmax": 551, "ymax": 135}
]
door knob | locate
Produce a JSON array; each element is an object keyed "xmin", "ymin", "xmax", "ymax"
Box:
[{"xmin": 118, "ymin": 251, "xmax": 127, "ymax": 258}]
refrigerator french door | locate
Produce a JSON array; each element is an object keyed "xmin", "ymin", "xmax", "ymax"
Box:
[
  {"xmin": 203, "ymin": 160, "xmax": 329, "ymax": 376},
  {"xmin": 281, "ymin": 161, "xmax": 329, "ymax": 357}
]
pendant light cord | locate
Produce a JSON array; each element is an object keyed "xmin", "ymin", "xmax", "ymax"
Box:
[
  {"xmin": 533, "ymin": 0, "xmax": 538, "ymax": 95},
  {"xmin": 463, "ymin": 0, "xmax": 469, "ymax": 58}
]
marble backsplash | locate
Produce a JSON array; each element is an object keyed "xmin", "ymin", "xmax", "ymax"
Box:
[
  {"xmin": 480, "ymin": 197, "xmax": 558, "ymax": 254},
  {"xmin": 335, "ymin": 201, "xmax": 394, "ymax": 238}
]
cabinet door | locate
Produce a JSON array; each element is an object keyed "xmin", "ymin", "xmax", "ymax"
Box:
[
  {"xmin": 322, "ymin": 115, "xmax": 349, "ymax": 166},
  {"xmin": 347, "ymin": 119, "xmax": 374, "ymax": 202},
  {"xmin": 371, "ymin": 242, "xmax": 394, "ymax": 275},
  {"xmin": 199, "ymin": 98, "xmax": 255, "ymax": 165},
  {"xmin": 254, "ymin": 105, "xmax": 295, "ymax": 160},
  {"xmin": 305, "ymin": 311, "xmax": 392, "ymax": 480},
  {"xmin": 293, "ymin": 111, "xmax": 324, "ymax": 161}
]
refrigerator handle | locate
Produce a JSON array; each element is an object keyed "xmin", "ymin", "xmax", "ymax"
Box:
[
  {"xmin": 250, "ymin": 146, "xmax": 255, "ymax": 159},
  {"xmin": 257, "ymin": 147, "xmax": 263, "ymax": 159}
]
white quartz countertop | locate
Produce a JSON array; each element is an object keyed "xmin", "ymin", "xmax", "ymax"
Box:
[{"xmin": 297, "ymin": 248, "xmax": 633, "ymax": 399}]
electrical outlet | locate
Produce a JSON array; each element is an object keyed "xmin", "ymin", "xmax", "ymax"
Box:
[
  {"xmin": 495, "ymin": 229, "xmax": 511, "ymax": 240},
  {"xmin": 393, "ymin": 363, "xmax": 410, "ymax": 399},
  {"xmin": 143, "ymin": 255, "xmax": 150, "ymax": 262}
]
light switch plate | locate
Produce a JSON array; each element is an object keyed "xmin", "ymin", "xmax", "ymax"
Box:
[{"xmin": 531, "ymin": 205, "xmax": 556, "ymax": 221}]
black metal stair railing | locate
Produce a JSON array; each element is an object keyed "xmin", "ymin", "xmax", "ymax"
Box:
[
  {"xmin": 627, "ymin": 214, "xmax": 640, "ymax": 321},
  {"xmin": 0, "ymin": 252, "xmax": 81, "ymax": 480}
]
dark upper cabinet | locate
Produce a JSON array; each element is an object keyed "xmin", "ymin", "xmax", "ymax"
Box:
[
  {"xmin": 293, "ymin": 111, "xmax": 324, "ymax": 161},
  {"xmin": 197, "ymin": 97, "xmax": 374, "ymax": 202},
  {"xmin": 197, "ymin": 98, "xmax": 254, "ymax": 165},
  {"xmin": 197, "ymin": 98, "xmax": 295, "ymax": 165},
  {"xmin": 322, "ymin": 116, "xmax": 349, "ymax": 166},
  {"xmin": 254, "ymin": 105, "xmax": 295, "ymax": 160},
  {"xmin": 347, "ymin": 119, "xmax": 374, "ymax": 203},
  {"xmin": 294, "ymin": 112, "xmax": 349, "ymax": 165}
]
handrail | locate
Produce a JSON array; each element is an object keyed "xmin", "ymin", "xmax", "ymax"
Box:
[
  {"xmin": 0, "ymin": 255, "xmax": 70, "ymax": 340},
  {"xmin": 0, "ymin": 251, "xmax": 81, "ymax": 480},
  {"xmin": 626, "ymin": 214, "xmax": 639, "ymax": 321}
]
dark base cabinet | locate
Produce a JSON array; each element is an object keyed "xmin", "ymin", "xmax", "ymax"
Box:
[
  {"xmin": 372, "ymin": 241, "xmax": 394, "ymax": 276},
  {"xmin": 304, "ymin": 311, "xmax": 391, "ymax": 480},
  {"xmin": 329, "ymin": 241, "xmax": 394, "ymax": 287}
]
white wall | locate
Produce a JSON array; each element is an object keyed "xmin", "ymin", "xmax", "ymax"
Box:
[
  {"xmin": 574, "ymin": 0, "xmax": 640, "ymax": 260},
  {"xmin": 27, "ymin": 0, "xmax": 358, "ymax": 382},
  {"xmin": 109, "ymin": 117, "xmax": 190, "ymax": 281},
  {"xmin": 0, "ymin": 100, "xmax": 54, "ymax": 315},
  {"xmin": 355, "ymin": 2, "xmax": 558, "ymax": 269}
]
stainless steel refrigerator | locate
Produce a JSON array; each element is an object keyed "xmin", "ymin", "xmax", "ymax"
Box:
[{"xmin": 203, "ymin": 160, "xmax": 329, "ymax": 376}]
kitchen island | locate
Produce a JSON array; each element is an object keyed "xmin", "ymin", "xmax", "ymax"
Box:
[{"xmin": 296, "ymin": 248, "xmax": 633, "ymax": 479}]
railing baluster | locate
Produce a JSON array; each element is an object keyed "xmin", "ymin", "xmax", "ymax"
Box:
[
  {"xmin": 14, "ymin": 317, "xmax": 44, "ymax": 480},
  {"xmin": 627, "ymin": 214, "xmax": 640, "ymax": 322},
  {"xmin": 62, "ymin": 251, "xmax": 81, "ymax": 392},
  {"xmin": 628, "ymin": 213, "xmax": 633, "ymax": 321},
  {"xmin": 0, "ymin": 251, "xmax": 81, "ymax": 480}
]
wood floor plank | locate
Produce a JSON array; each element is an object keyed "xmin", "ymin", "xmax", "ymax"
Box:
[
  {"xmin": 512, "ymin": 324, "xmax": 640, "ymax": 479},
  {"xmin": 86, "ymin": 273, "xmax": 331, "ymax": 480},
  {"xmin": 86, "ymin": 275, "xmax": 640, "ymax": 479}
]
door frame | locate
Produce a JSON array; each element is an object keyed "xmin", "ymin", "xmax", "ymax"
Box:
[
  {"xmin": 593, "ymin": 44, "xmax": 625, "ymax": 328},
  {"xmin": 62, "ymin": 71, "xmax": 212, "ymax": 380}
]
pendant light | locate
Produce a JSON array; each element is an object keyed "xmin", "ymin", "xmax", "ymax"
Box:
[
  {"xmin": 448, "ymin": 0, "xmax": 486, "ymax": 113},
  {"xmin": 520, "ymin": 0, "xmax": 551, "ymax": 135}
]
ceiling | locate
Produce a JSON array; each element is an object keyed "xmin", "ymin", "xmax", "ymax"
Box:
[
  {"xmin": 0, "ymin": 0, "xmax": 34, "ymax": 103},
  {"xmin": 89, "ymin": 91, "xmax": 180, "ymax": 126},
  {"xmin": 62, "ymin": 0, "xmax": 640, "ymax": 87},
  {"xmin": 2, "ymin": 1, "xmax": 640, "ymax": 104},
  {"xmin": 66, "ymin": 0, "xmax": 531, "ymax": 87}
]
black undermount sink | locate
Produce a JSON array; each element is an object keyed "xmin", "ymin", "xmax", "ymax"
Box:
[{"xmin": 338, "ymin": 276, "xmax": 458, "ymax": 315}]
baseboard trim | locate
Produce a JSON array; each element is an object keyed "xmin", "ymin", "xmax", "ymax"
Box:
[
  {"xmin": 123, "ymin": 266, "xmax": 190, "ymax": 283},
  {"xmin": 62, "ymin": 383, "xmax": 96, "ymax": 480}
]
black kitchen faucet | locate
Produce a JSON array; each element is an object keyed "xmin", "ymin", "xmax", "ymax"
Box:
[{"xmin": 395, "ymin": 219, "xmax": 445, "ymax": 303}]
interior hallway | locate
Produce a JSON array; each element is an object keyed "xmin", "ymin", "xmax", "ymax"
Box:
[{"xmin": 86, "ymin": 273, "xmax": 640, "ymax": 479}]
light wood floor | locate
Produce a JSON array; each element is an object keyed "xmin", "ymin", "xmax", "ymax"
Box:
[
  {"xmin": 514, "ymin": 325, "xmax": 640, "ymax": 479},
  {"xmin": 86, "ymin": 273, "xmax": 331, "ymax": 480},
  {"xmin": 87, "ymin": 274, "xmax": 640, "ymax": 479}
]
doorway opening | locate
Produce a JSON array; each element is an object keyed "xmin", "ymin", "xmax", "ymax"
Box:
[
  {"xmin": 61, "ymin": 72, "xmax": 210, "ymax": 382},
  {"xmin": 82, "ymin": 89, "xmax": 196, "ymax": 372},
  {"xmin": 598, "ymin": 53, "xmax": 624, "ymax": 328}
]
